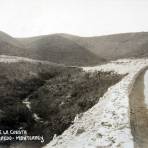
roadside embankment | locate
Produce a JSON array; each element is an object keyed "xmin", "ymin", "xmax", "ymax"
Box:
[
  {"xmin": 130, "ymin": 68, "xmax": 148, "ymax": 148},
  {"xmin": 44, "ymin": 59, "xmax": 148, "ymax": 148}
]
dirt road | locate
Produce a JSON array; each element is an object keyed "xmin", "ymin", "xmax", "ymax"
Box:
[{"xmin": 130, "ymin": 69, "xmax": 148, "ymax": 148}]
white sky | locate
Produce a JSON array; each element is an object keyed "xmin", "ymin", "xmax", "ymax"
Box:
[{"xmin": 0, "ymin": 0, "xmax": 148, "ymax": 37}]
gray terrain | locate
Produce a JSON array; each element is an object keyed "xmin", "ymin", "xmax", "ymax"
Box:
[
  {"xmin": 1, "ymin": 31, "xmax": 148, "ymax": 66},
  {"xmin": 0, "ymin": 58, "xmax": 123, "ymax": 148},
  {"xmin": 0, "ymin": 31, "xmax": 148, "ymax": 147}
]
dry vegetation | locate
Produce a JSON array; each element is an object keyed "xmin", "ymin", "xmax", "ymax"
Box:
[{"xmin": 0, "ymin": 61, "xmax": 124, "ymax": 147}]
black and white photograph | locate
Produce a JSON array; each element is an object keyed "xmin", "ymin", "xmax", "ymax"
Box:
[{"xmin": 0, "ymin": 0, "xmax": 148, "ymax": 148}]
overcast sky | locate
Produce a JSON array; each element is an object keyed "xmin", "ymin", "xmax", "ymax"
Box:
[{"xmin": 0, "ymin": 0, "xmax": 148, "ymax": 37}]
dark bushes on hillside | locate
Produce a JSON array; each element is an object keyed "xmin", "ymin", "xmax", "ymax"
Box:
[
  {"xmin": 0, "ymin": 62, "xmax": 124, "ymax": 147},
  {"xmin": 29, "ymin": 71, "xmax": 124, "ymax": 145}
]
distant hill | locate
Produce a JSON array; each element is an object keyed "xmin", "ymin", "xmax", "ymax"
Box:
[
  {"xmin": 1, "ymin": 31, "xmax": 148, "ymax": 66},
  {"xmin": 0, "ymin": 31, "xmax": 30, "ymax": 58},
  {"xmin": 71, "ymin": 32, "xmax": 148, "ymax": 60},
  {"xmin": 13, "ymin": 32, "xmax": 148, "ymax": 61},
  {"xmin": 0, "ymin": 31, "xmax": 105, "ymax": 66}
]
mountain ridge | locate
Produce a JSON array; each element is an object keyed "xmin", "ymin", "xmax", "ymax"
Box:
[{"xmin": 1, "ymin": 31, "xmax": 148, "ymax": 66}]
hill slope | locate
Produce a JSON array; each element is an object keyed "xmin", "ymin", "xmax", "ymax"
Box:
[
  {"xmin": 0, "ymin": 31, "xmax": 105, "ymax": 66},
  {"xmin": 69, "ymin": 32, "xmax": 148, "ymax": 60},
  {"xmin": 1, "ymin": 31, "xmax": 148, "ymax": 66},
  {"xmin": 0, "ymin": 56, "xmax": 123, "ymax": 148},
  {"xmin": 0, "ymin": 31, "xmax": 31, "ymax": 58},
  {"xmin": 0, "ymin": 57, "xmax": 81, "ymax": 147},
  {"xmin": 18, "ymin": 32, "xmax": 148, "ymax": 62},
  {"xmin": 18, "ymin": 34, "xmax": 105, "ymax": 66}
]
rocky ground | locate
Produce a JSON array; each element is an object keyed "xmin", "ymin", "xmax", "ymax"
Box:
[{"xmin": 44, "ymin": 58, "xmax": 148, "ymax": 148}]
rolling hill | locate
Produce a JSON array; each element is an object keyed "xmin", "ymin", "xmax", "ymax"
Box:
[
  {"xmin": 0, "ymin": 31, "xmax": 105, "ymax": 66},
  {"xmin": 18, "ymin": 32, "xmax": 148, "ymax": 62},
  {"xmin": 71, "ymin": 32, "xmax": 148, "ymax": 60},
  {"xmin": 1, "ymin": 31, "xmax": 148, "ymax": 66}
]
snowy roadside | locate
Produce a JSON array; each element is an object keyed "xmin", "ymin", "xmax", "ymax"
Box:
[{"xmin": 44, "ymin": 58, "xmax": 148, "ymax": 148}]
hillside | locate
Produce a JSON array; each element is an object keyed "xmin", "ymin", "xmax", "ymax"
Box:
[
  {"xmin": 58, "ymin": 32, "xmax": 148, "ymax": 60},
  {"xmin": 0, "ymin": 31, "xmax": 31, "ymax": 58},
  {"xmin": 0, "ymin": 31, "xmax": 105, "ymax": 66},
  {"xmin": 0, "ymin": 59, "xmax": 81, "ymax": 147},
  {"xmin": 18, "ymin": 32, "xmax": 148, "ymax": 61},
  {"xmin": 0, "ymin": 57, "xmax": 123, "ymax": 148},
  {"xmin": 1, "ymin": 31, "xmax": 148, "ymax": 66}
]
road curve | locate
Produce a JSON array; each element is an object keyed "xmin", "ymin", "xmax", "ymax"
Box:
[{"xmin": 130, "ymin": 69, "xmax": 148, "ymax": 148}]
